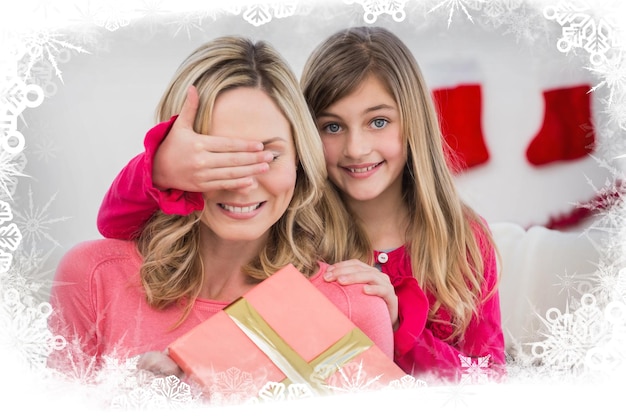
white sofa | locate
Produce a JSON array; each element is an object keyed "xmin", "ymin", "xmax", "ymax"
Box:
[{"xmin": 490, "ymin": 222, "xmax": 604, "ymax": 354}]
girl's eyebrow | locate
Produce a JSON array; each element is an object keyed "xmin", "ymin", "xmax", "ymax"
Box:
[
  {"xmin": 318, "ymin": 103, "xmax": 397, "ymax": 119},
  {"xmin": 362, "ymin": 104, "xmax": 396, "ymax": 114}
]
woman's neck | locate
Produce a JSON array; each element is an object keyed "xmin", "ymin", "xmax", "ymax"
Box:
[{"xmin": 197, "ymin": 232, "xmax": 263, "ymax": 302}]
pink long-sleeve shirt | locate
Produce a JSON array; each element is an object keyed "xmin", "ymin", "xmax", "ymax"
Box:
[
  {"xmin": 48, "ymin": 238, "xmax": 394, "ymax": 374},
  {"xmin": 96, "ymin": 118, "xmax": 506, "ymax": 382}
]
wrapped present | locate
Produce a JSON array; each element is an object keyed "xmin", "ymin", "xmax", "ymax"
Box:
[{"xmin": 168, "ymin": 264, "xmax": 407, "ymax": 399}]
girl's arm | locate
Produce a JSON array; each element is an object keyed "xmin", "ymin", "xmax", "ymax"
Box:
[
  {"xmin": 393, "ymin": 233, "xmax": 506, "ymax": 382},
  {"xmin": 97, "ymin": 86, "xmax": 273, "ymax": 239},
  {"xmin": 96, "ymin": 116, "xmax": 204, "ymax": 239}
]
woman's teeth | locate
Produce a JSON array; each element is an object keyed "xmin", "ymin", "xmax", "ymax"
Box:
[{"xmin": 219, "ymin": 203, "xmax": 261, "ymax": 213}]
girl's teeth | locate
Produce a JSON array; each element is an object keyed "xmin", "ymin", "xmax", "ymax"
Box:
[
  {"xmin": 349, "ymin": 163, "xmax": 379, "ymax": 173},
  {"xmin": 221, "ymin": 203, "xmax": 261, "ymax": 213}
]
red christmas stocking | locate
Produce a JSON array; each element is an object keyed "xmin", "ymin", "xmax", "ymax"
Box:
[
  {"xmin": 525, "ymin": 84, "xmax": 595, "ymax": 166},
  {"xmin": 432, "ymin": 84, "xmax": 490, "ymax": 174}
]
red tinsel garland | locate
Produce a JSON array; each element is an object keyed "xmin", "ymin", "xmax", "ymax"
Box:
[{"xmin": 542, "ymin": 179, "xmax": 625, "ymax": 230}]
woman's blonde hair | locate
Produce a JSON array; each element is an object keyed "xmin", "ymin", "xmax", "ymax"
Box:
[
  {"xmin": 301, "ymin": 26, "xmax": 499, "ymax": 341},
  {"xmin": 137, "ymin": 36, "xmax": 365, "ymax": 325}
]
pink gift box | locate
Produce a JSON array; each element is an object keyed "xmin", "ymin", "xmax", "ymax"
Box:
[{"xmin": 168, "ymin": 264, "xmax": 407, "ymax": 398}]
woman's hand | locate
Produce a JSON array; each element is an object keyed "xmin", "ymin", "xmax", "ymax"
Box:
[
  {"xmin": 137, "ymin": 350, "xmax": 184, "ymax": 379},
  {"xmin": 153, "ymin": 85, "xmax": 275, "ymax": 192},
  {"xmin": 324, "ymin": 259, "xmax": 399, "ymax": 330}
]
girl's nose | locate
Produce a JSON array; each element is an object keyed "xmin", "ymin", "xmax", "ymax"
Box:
[{"xmin": 343, "ymin": 130, "xmax": 371, "ymax": 159}]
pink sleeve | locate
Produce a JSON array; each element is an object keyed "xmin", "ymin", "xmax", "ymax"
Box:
[
  {"xmin": 47, "ymin": 241, "xmax": 100, "ymax": 371},
  {"xmin": 345, "ymin": 283, "xmax": 395, "ymax": 360},
  {"xmin": 96, "ymin": 116, "xmax": 204, "ymax": 239},
  {"xmin": 393, "ymin": 224, "xmax": 506, "ymax": 381}
]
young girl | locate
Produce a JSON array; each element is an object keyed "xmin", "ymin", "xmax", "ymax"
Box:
[
  {"xmin": 48, "ymin": 36, "xmax": 393, "ymax": 391},
  {"xmin": 95, "ymin": 27, "xmax": 505, "ymax": 383}
]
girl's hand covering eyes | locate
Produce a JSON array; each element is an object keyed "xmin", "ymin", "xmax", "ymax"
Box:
[{"xmin": 153, "ymin": 85, "xmax": 275, "ymax": 192}]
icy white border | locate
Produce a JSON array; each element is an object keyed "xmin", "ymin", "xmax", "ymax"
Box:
[{"xmin": 1, "ymin": 0, "xmax": 626, "ymax": 413}]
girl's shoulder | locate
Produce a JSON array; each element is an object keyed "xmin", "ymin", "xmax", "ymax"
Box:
[{"xmin": 468, "ymin": 214, "xmax": 496, "ymax": 251}]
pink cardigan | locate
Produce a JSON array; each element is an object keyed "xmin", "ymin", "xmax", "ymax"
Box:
[
  {"xmin": 95, "ymin": 118, "xmax": 506, "ymax": 382},
  {"xmin": 48, "ymin": 238, "xmax": 394, "ymax": 372}
]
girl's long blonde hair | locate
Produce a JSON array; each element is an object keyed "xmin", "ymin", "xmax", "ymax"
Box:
[
  {"xmin": 136, "ymin": 36, "xmax": 366, "ymax": 326},
  {"xmin": 301, "ymin": 26, "xmax": 500, "ymax": 341}
]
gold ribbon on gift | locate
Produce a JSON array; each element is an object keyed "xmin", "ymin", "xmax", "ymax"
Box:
[{"xmin": 225, "ymin": 297, "xmax": 373, "ymax": 395}]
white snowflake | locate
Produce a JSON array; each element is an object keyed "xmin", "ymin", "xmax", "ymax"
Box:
[
  {"xmin": 1, "ymin": 74, "xmax": 44, "ymax": 155},
  {"xmin": 110, "ymin": 386, "xmax": 167, "ymax": 410},
  {"xmin": 208, "ymin": 367, "xmax": 259, "ymax": 405},
  {"xmin": 272, "ymin": 1, "xmax": 299, "ymax": 19},
  {"xmin": 256, "ymin": 381, "xmax": 287, "ymax": 402},
  {"xmin": 110, "ymin": 373, "xmax": 196, "ymax": 410},
  {"xmin": 48, "ymin": 338, "xmax": 100, "ymax": 386},
  {"xmin": 530, "ymin": 294, "xmax": 611, "ymax": 374},
  {"xmin": 17, "ymin": 29, "xmax": 89, "ymax": 82},
  {"xmin": 480, "ymin": 0, "xmax": 523, "ymax": 20},
  {"xmin": 588, "ymin": 51, "xmax": 626, "ymax": 105},
  {"xmin": 250, "ymin": 381, "xmax": 314, "ymax": 404},
  {"xmin": 167, "ymin": 11, "xmax": 205, "ymax": 39},
  {"xmin": 428, "ymin": 0, "xmax": 481, "ymax": 28},
  {"xmin": 501, "ymin": 5, "xmax": 551, "ymax": 45},
  {"xmin": 585, "ymin": 300, "xmax": 626, "ymax": 375},
  {"xmin": 544, "ymin": 1, "xmax": 619, "ymax": 67},
  {"xmin": 346, "ymin": 0, "xmax": 409, "ymax": 23},
  {"xmin": 386, "ymin": 373, "xmax": 428, "ymax": 390},
  {"xmin": 30, "ymin": 137, "xmax": 59, "ymax": 163},
  {"xmin": 0, "ymin": 287, "xmax": 63, "ymax": 371},
  {"xmin": 0, "ymin": 154, "xmax": 28, "ymax": 205},
  {"xmin": 132, "ymin": 0, "xmax": 172, "ymax": 32},
  {"xmin": 90, "ymin": 2, "xmax": 133, "ymax": 32},
  {"xmin": 459, "ymin": 354, "xmax": 491, "ymax": 385},
  {"xmin": 0, "ymin": 200, "xmax": 22, "ymax": 274},
  {"xmin": 19, "ymin": 53, "xmax": 69, "ymax": 98},
  {"xmin": 13, "ymin": 187, "xmax": 71, "ymax": 249},
  {"xmin": 232, "ymin": 1, "xmax": 300, "ymax": 27},
  {"xmin": 325, "ymin": 361, "xmax": 383, "ymax": 393},
  {"xmin": 242, "ymin": 3, "xmax": 274, "ymax": 27},
  {"xmin": 0, "ymin": 245, "xmax": 55, "ymax": 303},
  {"xmin": 150, "ymin": 375, "xmax": 197, "ymax": 408},
  {"xmin": 552, "ymin": 269, "xmax": 597, "ymax": 303}
]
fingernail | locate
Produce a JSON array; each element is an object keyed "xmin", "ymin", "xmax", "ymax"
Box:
[{"xmin": 323, "ymin": 272, "xmax": 332, "ymax": 280}]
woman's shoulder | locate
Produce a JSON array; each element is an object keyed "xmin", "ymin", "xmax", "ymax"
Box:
[
  {"xmin": 308, "ymin": 261, "xmax": 385, "ymax": 317},
  {"xmin": 56, "ymin": 238, "xmax": 141, "ymax": 277},
  {"xmin": 63, "ymin": 237, "xmax": 138, "ymax": 259}
]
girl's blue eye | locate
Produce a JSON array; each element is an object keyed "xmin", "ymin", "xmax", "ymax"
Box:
[
  {"xmin": 324, "ymin": 123, "xmax": 341, "ymax": 133},
  {"xmin": 372, "ymin": 118, "xmax": 388, "ymax": 129}
]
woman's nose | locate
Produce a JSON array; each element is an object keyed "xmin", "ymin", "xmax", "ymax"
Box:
[{"xmin": 234, "ymin": 176, "xmax": 259, "ymax": 194}]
